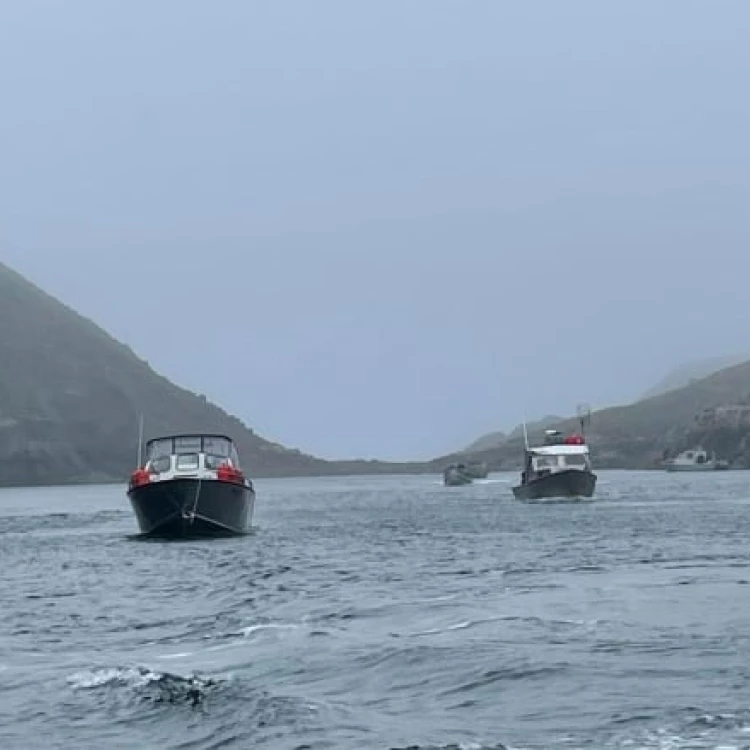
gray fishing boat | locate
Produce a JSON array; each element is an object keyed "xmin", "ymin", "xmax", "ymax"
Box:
[
  {"xmin": 512, "ymin": 406, "xmax": 597, "ymax": 501},
  {"xmin": 443, "ymin": 463, "xmax": 474, "ymax": 486}
]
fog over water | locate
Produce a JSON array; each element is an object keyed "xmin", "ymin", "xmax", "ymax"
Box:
[{"xmin": 2, "ymin": 1, "xmax": 749, "ymax": 460}]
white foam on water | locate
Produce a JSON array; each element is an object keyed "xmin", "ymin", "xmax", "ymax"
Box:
[
  {"xmin": 409, "ymin": 619, "xmax": 480, "ymax": 637},
  {"xmin": 67, "ymin": 666, "xmax": 162, "ymax": 690},
  {"xmin": 411, "ymin": 594, "xmax": 459, "ymax": 604},
  {"xmin": 239, "ymin": 623, "xmax": 299, "ymax": 637}
]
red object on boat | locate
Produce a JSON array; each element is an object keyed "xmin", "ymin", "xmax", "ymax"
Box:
[
  {"xmin": 130, "ymin": 468, "xmax": 151, "ymax": 487},
  {"xmin": 217, "ymin": 462, "xmax": 245, "ymax": 484},
  {"xmin": 564, "ymin": 434, "xmax": 585, "ymax": 445}
]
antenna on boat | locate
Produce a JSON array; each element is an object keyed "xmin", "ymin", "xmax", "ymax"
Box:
[
  {"xmin": 576, "ymin": 403, "xmax": 591, "ymax": 439},
  {"xmin": 136, "ymin": 412, "xmax": 145, "ymax": 467},
  {"xmin": 522, "ymin": 417, "xmax": 530, "ymax": 450}
]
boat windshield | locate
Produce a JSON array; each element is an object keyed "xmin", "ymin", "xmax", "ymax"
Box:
[
  {"xmin": 147, "ymin": 438, "xmax": 176, "ymax": 460},
  {"xmin": 533, "ymin": 455, "xmax": 559, "ymax": 470},
  {"xmin": 203, "ymin": 436, "xmax": 233, "ymax": 458},
  {"xmin": 146, "ymin": 435, "xmax": 238, "ymax": 462}
]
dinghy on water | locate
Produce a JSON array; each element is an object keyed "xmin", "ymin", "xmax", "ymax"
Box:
[{"xmin": 443, "ymin": 463, "xmax": 474, "ymax": 486}]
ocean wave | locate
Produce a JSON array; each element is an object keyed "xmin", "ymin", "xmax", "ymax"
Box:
[{"xmin": 67, "ymin": 666, "xmax": 220, "ymax": 706}]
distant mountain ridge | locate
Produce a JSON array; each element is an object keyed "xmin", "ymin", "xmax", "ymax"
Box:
[
  {"xmin": 464, "ymin": 414, "xmax": 562, "ymax": 453},
  {"xmin": 463, "ymin": 431, "xmax": 506, "ymax": 452},
  {"xmin": 641, "ymin": 354, "xmax": 747, "ymax": 399},
  {"xmin": 5, "ymin": 257, "xmax": 750, "ymax": 485},
  {"xmin": 0, "ymin": 262, "xmax": 425, "ymax": 486},
  {"xmin": 436, "ymin": 357, "xmax": 750, "ymax": 471}
]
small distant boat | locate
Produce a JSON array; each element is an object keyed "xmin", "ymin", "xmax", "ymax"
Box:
[
  {"xmin": 127, "ymin": 433, "xmax": 255, "ymax": 538},
  {"xmin": 663, "ymin": 447, "xmax": 729, "ymax": 472},
  {"xmin": 443, "ymin": 463, "xmax": 474, "ymax": 486},
  {"xmin": 512, "ymin": 406, "xmax": 597, "ymax": 501}
]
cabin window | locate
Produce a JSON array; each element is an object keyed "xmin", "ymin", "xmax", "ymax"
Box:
[
  {"xmin": 175, "ymin": 436, "xmax": 202, "ymax": 453},
  {"xmin": 149, "ymin": 456, "xmax": 171, "ymax": 474},
  {"xmin": 204, "ymin": 454, "xmax": 226, "ymax": 470},
  {"xmin": 533, "ymin": 455, "xmax": 558, "ymax": 470},
  {"xmin": 203, "ymin": 436, "xmax": 232, "ymax": 457},
  {"xmin": 176, "ymin": 453, "xmax": 200, "ymax": 471},
  {"xmin": 564, "ymin": 453, "xmax": 587, "ymax": 467},
  {"xmin": 147, "ymin": 439, "xmax": 173, "ymax": 460}
]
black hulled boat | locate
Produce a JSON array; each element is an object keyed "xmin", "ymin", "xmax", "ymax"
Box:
[
  {"xmin": 512, "ymin": 416, "xmax": 597, "ymax": 501},
  {"xmin": 127, "ymin": 434, "xmax": 255, "ymax": 538}
]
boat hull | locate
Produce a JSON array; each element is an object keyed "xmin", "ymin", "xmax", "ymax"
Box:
[
  {"xmin": 444, "ymin": 476, "xmax": 473, "ymax": 487},
  {"xmin": 664, "ymin": 463, "xmax": 728, "ymax": 472},
  {"xmin": 127, "ymin": 478, "xmax": 254, "ymax": 538},
  {"xmin": 464, "ymin": 463, "xmax": 489, "ymax": 480},
  {"xmin": 512, "ymin": 469, "xmax": 597, "ymax": 501},
  {"xmin": 443, "ymin": 469, "xmax": 473, "ymax": 487}
]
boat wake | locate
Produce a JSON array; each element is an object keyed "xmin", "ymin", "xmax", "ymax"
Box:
[
  {"xmin": 63, "ymin": 664, "xmax": 333, "ymax": 747},
  {"xmin": 68, "ymin": 666, "xmax": 221, "ymax": 706},
  {"xmin": 518, "ymin": 496, "xmax": 596, "ymax": 504}
]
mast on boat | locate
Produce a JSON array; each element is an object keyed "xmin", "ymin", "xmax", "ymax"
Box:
[
  {"xmin": 576, "ymin": 403, "xmax": 591, "ymax": 441},
  {"xmin": 522, "ymin": 416, "xmax": 529, "ymax": 450},
  {"xmin": 136, "ymin": 412, "xmax": 145, "ymax": 467}
]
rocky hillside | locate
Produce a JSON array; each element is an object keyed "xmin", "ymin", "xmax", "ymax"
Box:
[
  {"xmin": 0, "ymin": 262, "xmax": 425, "ymax": 486},
  {"xmin": 464, "ymin": 415, "xmax": 562, "ymax": 453},
  {"xmin": 667, "ymin": 403, "xmax": 750, "ymax": 468},
  {"xmin": 435, "ymin": 359, "xmax": 750, "ymax": 471},
  {"xmin": 7, "ymin": 258, "xmax": 750, "ymax": 485},
  {"xmin": 463, "ymin": 430, "xmax": 506, "ymax": 453},
  {"xmin": 640, "ymin": 354, "xmax": 747, "ymax": 399}
]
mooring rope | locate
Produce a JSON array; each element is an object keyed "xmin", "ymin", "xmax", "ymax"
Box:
[{"xmin": 186, "ymin": 477, "xmax": 202, "ymax": 524}]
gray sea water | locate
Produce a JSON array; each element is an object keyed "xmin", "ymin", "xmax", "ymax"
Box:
[{"xmin": 1, "ymin": 470, "xmax": 750, "ymax": 750}]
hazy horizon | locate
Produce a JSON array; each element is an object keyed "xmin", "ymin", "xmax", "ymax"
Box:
[{"xmin": 2, "ymin": 1, "xmax": 749, "ymax": 461}]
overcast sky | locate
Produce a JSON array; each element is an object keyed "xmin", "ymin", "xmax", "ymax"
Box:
[{"xmin": 1, "ymin": 1, "xmax": 749, "ymax": 461}]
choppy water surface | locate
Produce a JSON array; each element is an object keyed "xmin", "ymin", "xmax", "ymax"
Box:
[{"xmin": 2, "ymin": 471, "xmax": 750, "ymax": 749}]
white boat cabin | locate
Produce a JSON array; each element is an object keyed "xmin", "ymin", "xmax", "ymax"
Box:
[
  {"xmin": 521, "ymin": 440, "xmax": 592, "ymax": 485},
  {"xmin": 142, "ymin": 434, "xmax": 243, "ymax": 481},
  {"xmin": 669, "ymin": 448, "xmax": 711, "ymax": 466},
  {"xmin": 526, "ymin": 444, "xmax": 592, "ymax": 474},
  {"xmin": 663, "ymin": 446, "xmax": 727, "ymax": 471}
]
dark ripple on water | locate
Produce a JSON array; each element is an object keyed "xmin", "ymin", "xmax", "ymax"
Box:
[{"xmin": 3, "ymin": 472, "xmax": 750, "ymax": 749}]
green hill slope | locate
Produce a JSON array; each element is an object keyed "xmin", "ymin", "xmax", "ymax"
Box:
[
  {"xmin": 0, "ymin": 262, "xmax": 424, "ymax": 486},
  {"xmin": 434, "ymin": 360, "xmax": 750, "ymax": 470},
  {"xmin": 9, "ymin": 257, "xmax": 749, "ymax": 484},
  {"xmin": 640, "ymin": 354, "xmax": 747, "ymax": 399},
  {"xmin": 463, "ymin": 415, "xmax": 562, "ymax": 453}
]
